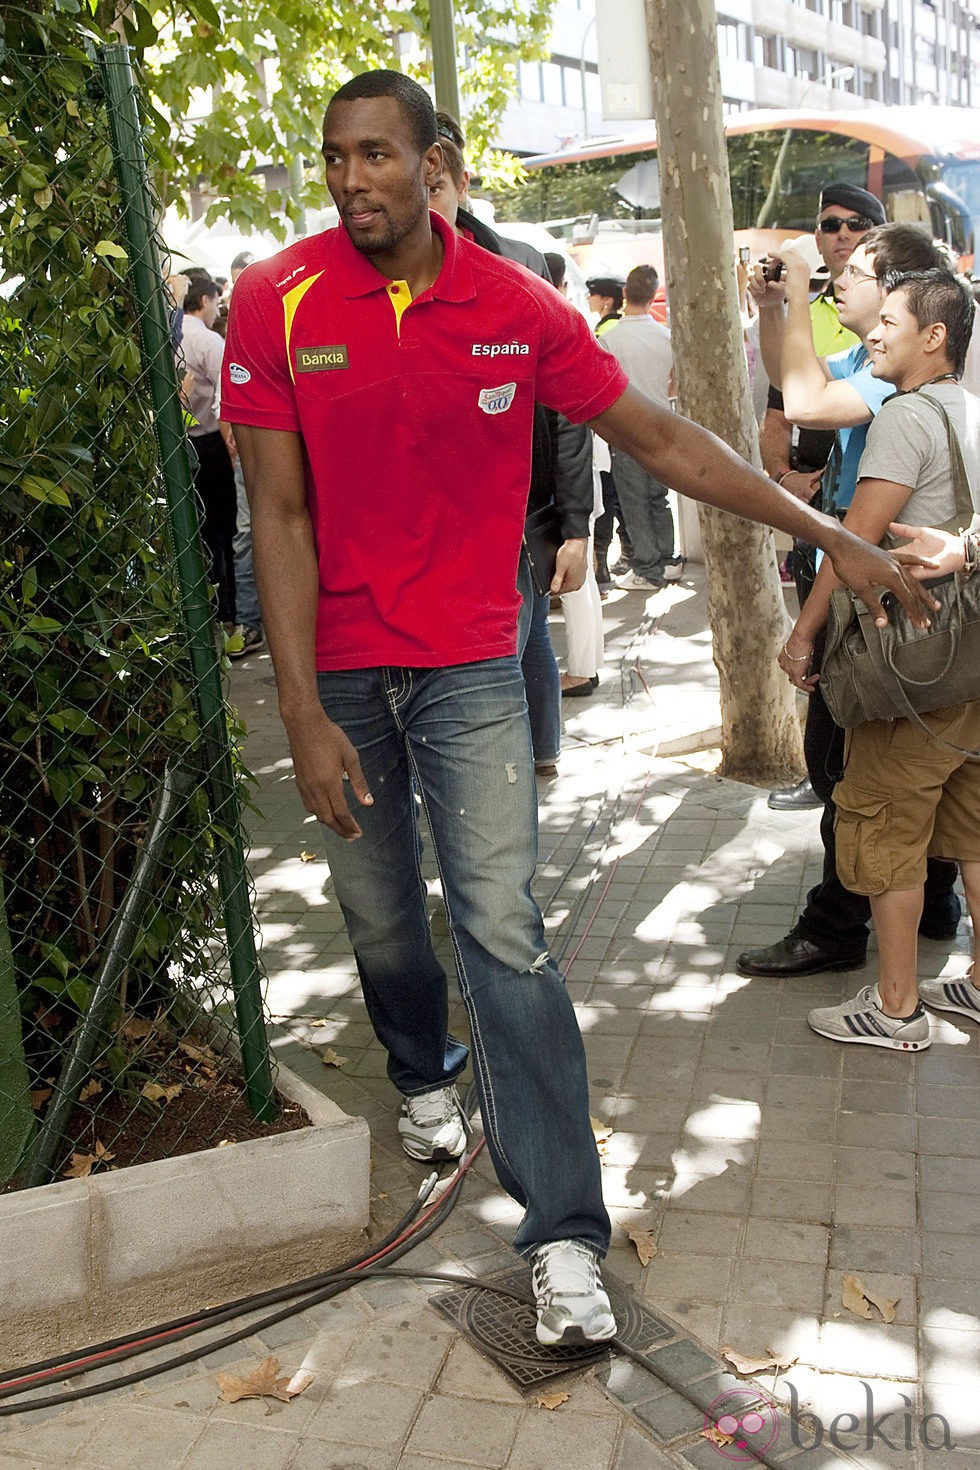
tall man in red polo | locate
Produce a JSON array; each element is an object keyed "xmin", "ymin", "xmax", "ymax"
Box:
[{"xmin": 222, "ymin": 69, "xmax": 932, "ymax": 1348}]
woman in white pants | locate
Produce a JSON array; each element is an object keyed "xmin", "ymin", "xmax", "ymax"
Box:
[{"xmin": 560, "ymin": 455, "xmax": 606, "ymax": 698}]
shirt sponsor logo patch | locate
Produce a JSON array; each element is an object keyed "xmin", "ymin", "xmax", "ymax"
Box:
[
  {"xmin": 228, "ymin": 362, "xmax": 251, "ymax": 385},
  {"xmin": 478, "ymin": 382, "xmax": 517, "ymax": 416},
  {"xmin": 471, "ymin": 341, "xmax": 530, "ymax": 357},
  {"xmin": 295, "ymin": 345, "xmax": 349, "ymax": 372}
]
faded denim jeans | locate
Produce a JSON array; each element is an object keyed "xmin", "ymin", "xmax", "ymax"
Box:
[{"xmin": 316, "ymin": 657, "xmax": 610, "ymax": 1256}]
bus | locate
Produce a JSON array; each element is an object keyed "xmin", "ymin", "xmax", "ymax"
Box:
[{"xmin": 491, "ymin": 107, "xmax": 980, "ymax": 285}]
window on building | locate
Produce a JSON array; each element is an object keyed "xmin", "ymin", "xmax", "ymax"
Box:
[
  {"xmin": 718, "ymin": 20, "xmax": 746, "ymax": 60},
  {"xmin": 541, "ymin": 61, "xmax": 564, "ymax": 107},
  {"xmin": 796, "ymin": 45, "xmax": 819, "ymax": 78}
]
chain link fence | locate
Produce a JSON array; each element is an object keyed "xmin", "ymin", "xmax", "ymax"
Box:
[{"xmin": 0, "ymin": 40, "xmax": 276, "ymax": 1192}]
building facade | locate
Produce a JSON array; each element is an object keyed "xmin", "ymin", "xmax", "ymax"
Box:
[{"xmin": 498, "ymin": 0, "xmax": 980, "ymax": 155}]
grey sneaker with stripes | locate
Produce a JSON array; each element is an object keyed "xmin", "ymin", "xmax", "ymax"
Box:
[
  {"xmin": 919, "ymin": 971, "xmax": 980, "ymax": 1024},
  {"xmin": 807, "ymin": 984, "xmax": 931, "ymax": 1051}
]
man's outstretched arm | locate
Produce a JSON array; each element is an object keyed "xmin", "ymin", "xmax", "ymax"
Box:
[
  {"xmin": 589, "ymin": 385, "xmax": 935, "ymax": 628},
  {"xmin": 234, "ymin": 423, "xmax": 373, "ymax": 840}
]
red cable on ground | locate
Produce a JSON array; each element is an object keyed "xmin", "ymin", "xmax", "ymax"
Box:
[{"xmin": 1, "ymin": 1137, "xmax": 486, "ymax": 1396}]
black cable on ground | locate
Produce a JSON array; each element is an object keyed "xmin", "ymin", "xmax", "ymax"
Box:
[{"xmin": 0, "ymin": 1136, "xmax": 486, "ymax": 1409}]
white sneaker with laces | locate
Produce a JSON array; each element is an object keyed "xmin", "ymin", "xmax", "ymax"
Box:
[
  {"xmin": 616, "ymin": 570, "xmax": 663, "ymax": 592},
  {"xmin": 398, "ymin": 1084, "xmax": 467, "ymax": 1162},
  {"xmin": 919, "ymin": 970, "xmax": 980, "ymax": 1024},
  {"xmin": 530, "ymin": 1239, "xmax": 617, "ymax": 1345},
  {"xmin": 807, "ymin": 984, "xmax": 931, "ymax": 1050}
]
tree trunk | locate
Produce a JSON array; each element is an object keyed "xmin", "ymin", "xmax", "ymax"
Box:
[{"xmin": 644, "ymin": 0, "xmax": 804, "ymax": 784}]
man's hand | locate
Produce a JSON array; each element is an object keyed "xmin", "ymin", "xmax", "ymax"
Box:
[
  {"xmin": 779, "ymin": 468, "xmax": 823, "ymax": 504},
  {"xmin": 888, "ymin": 521, "xmax": 961, "ymax": 578},
  {"xmin": 826, "ymin": 527, "xmax": 939, "ymax": 629},
  {"xmin": 551, "ymin": 538, "xmax": 588, "ymax": 595},
  {"xmin": 777, "ymin": 627, "xmax": 820, "ymax": 692},
  {"xmin": 284, "ymin": 708, "xmax": 373, "ymax": 840}
]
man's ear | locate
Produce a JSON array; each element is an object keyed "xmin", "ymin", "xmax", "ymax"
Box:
[
  {"xmin": 423, "ymin": 143, "xmax": 444, "ymax": 188},
  {"xmin": 924, "ymin": 320, "xmax": 949, "ymax": 359}
]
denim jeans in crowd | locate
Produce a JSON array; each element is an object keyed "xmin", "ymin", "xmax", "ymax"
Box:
[
  {"xmin": 232, "ymin": 461, "xmax": 262, "ymax": 632},
  {"xmin": 315, "ymin": 657, "xmax": 610, "ymax": 1257},
  {"xmin": 609, "ymin": 447, "xmax": 676, "ymax": 583},
  {"xmin": 516, "ymin": 553, "xmax": 561, "ymax": 764}
]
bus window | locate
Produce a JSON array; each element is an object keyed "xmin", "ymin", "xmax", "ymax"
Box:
[
  {"xmin": 729, "ymin": 129, "xmax": 869, "ymax": 231},
  {"xmin": 939, "ymin": 160, "xmax": 980, "ymax": 253}
]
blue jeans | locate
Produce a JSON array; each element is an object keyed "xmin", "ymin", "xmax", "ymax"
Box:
[
  {"xmin": 516, "ymin": 554, "xmax": 561, "ymax": 764},
  {"xmin": 233, "ymin": 461, "xmax": 262, "ymax": 633},
  {"xmin": 610, "ymin": 447, "xmax": 675, "ymax": 583},
  {"xmin": 315, "ymin": 658, "xmax": 610, "ymax": 1257}
]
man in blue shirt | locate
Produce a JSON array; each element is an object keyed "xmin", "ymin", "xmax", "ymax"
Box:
[{"xmin": 740, "ymin": 223, "xmax": 959, "ymax": 979}]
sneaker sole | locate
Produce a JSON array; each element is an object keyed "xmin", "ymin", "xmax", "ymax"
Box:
[
  {"xmin": 921, "ymin": 996, "xmax": 980, "ymax": 1022},
  {"xmin": 807, "ymin": 1020, "xmax": 930, "ymax": 1051}
]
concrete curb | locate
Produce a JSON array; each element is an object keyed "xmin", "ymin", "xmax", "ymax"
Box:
[{"xmin": 0, "ymin": 1060, "xmax": 370, "ymax": 1365}]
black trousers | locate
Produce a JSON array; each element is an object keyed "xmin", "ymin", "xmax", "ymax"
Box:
[
  {"xmin": 796, "ymin": 621, "xmax": 958, "ymax": 951},
  {"xmin": 594, "ymin": 468, "xmax": 633, "ymax": 575},
  {"xmin": 191, "ymin": 430, "xmax": 237, "ymax": 624}
]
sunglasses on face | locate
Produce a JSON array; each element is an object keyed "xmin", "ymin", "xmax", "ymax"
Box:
[{"xmin": 819, "ymin": 215, "xmax": 875, "ymax": 234}]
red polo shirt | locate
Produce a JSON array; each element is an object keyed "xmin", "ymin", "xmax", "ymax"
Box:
[{"xmin": 222, "ymin": 211, "xmax": 627, "ymax": 670}]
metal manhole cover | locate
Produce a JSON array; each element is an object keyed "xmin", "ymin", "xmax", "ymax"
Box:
[{"xmin": 431, "ymin": 1266, "xmax": 676, "ymax": 1392}]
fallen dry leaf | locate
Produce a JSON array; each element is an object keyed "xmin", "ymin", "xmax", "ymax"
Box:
[
  {"xmin": 141, "ymin": 1082, "xmax": 183, "ymax": 1103},
  {"xmin": 722, "ymin": 1345, "xmax": 798, "ymax": 1376},
  {"xmin": 843, "ymin": 1274, "xmax": 897, "ymax": 1324},
  {"xmin": 702, "ymin": 1424, "xmax": 736, "ymax": 1448},
  {"xmin": 590, "ymin": 1115, "xmax": 613, "ymax": 1144},
  {"xmin": 79, "ymin": 1079, "xmax": 103, "ymax": 1103},
  {"xmin": 63, "ymin": 1152, "xmax": 98, "ymax": 1179},
  {"xmin": 626, "ymin": 1227, "xmax": 658, "ymax": 1267},
  {"xmin": 299, "ymin": 850, "xmax": 318, "ymax": 862},
  {"xmin": 179, "ymin": 1040, "xmax": 215, "ymax": 1063},
  {"xmin": 93, "ymin": 1140, "xmax": 115, "ymax": 1162},
  {"xmin": 285, "ymin": 1369, "xmax": 315, "ymax": 1396},
  {"xmin": 534, "ymin": 1391, "xmax": 569, "ymax": 1411},
  {"xmin": 216, "ymin": 1356, "xmax": 296, "ymax": 1405},
  {"xmin": 319, "ymin": 1047, "xmax": 348, "ymax": 1068},
  {"xmin": 842, "ymin": 1275, "xmax": 874, "ymax": 1320},
  {"xmin": 309, "ymin": 1018, "xmax": 328, "ymax": 1028},
  {"xmin": 30, "ymin": 1087, "xmax": 52, "ymax": 1111},
  {"xmin": 121, "ymin": 1016, "xmax": 154, "ymax": 1042}
]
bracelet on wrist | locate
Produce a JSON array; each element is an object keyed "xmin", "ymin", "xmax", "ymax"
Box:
[
  {"xmin": 782, "ymin": 641, "xmax": 812, "ymax": 664},
  {"xmin": 776, "ymin": 470, "xmax": 794, "ymax": 487}
]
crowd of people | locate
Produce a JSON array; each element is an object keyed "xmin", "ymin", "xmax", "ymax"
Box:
[{"xmin": 196, "ymin": 67, "xmax": 977, "ymax": 1349}]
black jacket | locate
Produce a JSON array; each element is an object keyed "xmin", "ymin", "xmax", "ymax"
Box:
[{"xmin": 456, "ymin": 208, "xmax": 594, "ymax": 540}]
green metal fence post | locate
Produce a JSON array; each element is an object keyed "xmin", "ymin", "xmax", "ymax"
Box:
[{"xmin": 97, "ymin": 43, "xmax": 275, "ymax": 1121}]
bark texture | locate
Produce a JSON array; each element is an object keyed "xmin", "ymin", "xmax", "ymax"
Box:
[{"xmin": 644, "ymin": 0, "xmax": 805, "ymax": 782}]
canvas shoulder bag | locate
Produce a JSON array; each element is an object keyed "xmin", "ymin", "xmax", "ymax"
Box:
[{"xmin": 819, "ymin": 388, "xmax": 980, "ymax": 757}]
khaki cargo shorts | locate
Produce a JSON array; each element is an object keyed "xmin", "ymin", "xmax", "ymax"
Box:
[{"xmin": 833, "ymin": 700, "xmax": 980, "ymax": 895}]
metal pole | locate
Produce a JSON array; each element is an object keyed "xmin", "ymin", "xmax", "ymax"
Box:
[
  {"xmin": 430, "ymin": 0, "xmax": 461, "ymax": 121},
  {"xmin": 97, "ymin": 44, "xmax": 275, "ymax": 1122}
]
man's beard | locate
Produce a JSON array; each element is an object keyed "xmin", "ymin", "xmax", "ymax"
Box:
[{"xmin": 348, "ymin": 195, "xmax": 427, "ymax": 258}]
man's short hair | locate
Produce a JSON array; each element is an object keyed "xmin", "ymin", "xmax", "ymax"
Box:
[
  {"xmin": 624, "ymin": 265, "xmax": 659, "ymax": 306},
  {"xmin": 329, "ymin": 69, "xmax": 437, "ymax": 154},
  {"xmin": 863, "ymin": 223, "xmax": 945, "ymax": 281},
  {"xmin": 230, "ymin": 251, "xmax": 256, "ymax": 274},
  {"xmin": 543, "ymin": 252, "xmax": 566, "ymax": 289},
  {"xmin": 184, "ymin": 277, "xmax": 221, "ymax": 312},
  {"xmin": 882, "ymin": 268, "xmax": 976, "ymax": 379}
]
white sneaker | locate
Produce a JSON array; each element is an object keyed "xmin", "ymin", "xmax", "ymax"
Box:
[
  {"xmin": 807, "ymin": 984, "xmax": 931, "ymax": 1051},
  {"xmin": 530, "ymin": 1239, "xmax": 617, "ymax": 1345},
  {"xmin": 662, "ymin": 557, "xmax": 685, "ymax": 583},
  {"xmin": 616, "ymin": 571, "xmax": 663, "ymax": 592},
  {"xmin": 919, "ymin": 970, "xmax": 980, "ymax": 1024},
  {"xmin": 398, "ymin": 1085, "xmax": 467, "ymax": 1162}
]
